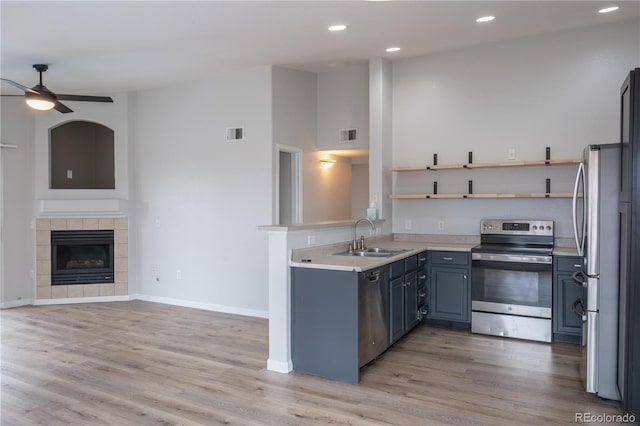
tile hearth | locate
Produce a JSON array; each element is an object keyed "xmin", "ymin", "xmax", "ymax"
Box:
[{"xmin": 36, "ymin": 218, "xmax": 128, "ymax": 299}]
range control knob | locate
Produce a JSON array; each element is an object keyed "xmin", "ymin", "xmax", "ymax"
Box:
[
  {"xmin": 532, "ymin": 225, "xmax": 538, "ymax": 231},
  {"xmin": 546, "ymin": 225, "xmax": 552, "ymax": 231}
]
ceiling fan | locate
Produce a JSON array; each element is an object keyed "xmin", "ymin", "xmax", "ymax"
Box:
[{"xmin": 0, "ymin": 64, "xmax": 113, "ymax": 113}]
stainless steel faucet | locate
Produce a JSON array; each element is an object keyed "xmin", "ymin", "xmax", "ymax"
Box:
[{"xmin": 351, "ymin": 218, "xmax": 376, "ymax": 252}]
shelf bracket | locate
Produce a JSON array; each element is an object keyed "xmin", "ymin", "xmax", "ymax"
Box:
[{"xmin": 545, "ymin": 147, "xmax": 551, "ymax": 165}]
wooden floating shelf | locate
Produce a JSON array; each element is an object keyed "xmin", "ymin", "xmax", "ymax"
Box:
[
  {"xmin": 390, "ymin": 158, "xmax": 581, "ymax": 172},
  {"xmin": 390, "ymin": 192, "xmax": 578, "ymax": 200}
]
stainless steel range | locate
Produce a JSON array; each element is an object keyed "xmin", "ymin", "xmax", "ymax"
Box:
[{"xmin": 471, "ymin": 219, "xmax": 554, "ymax": 342}]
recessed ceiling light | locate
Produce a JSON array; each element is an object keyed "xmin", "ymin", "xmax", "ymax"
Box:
[
  {"xmin": 598, "ymin": 6, "xmax": 619, "ymax": 13},
  {"xmin": 328, "ymin": 63, "xmax": 337, "ymax": 68},
  {"xmin": 386, "ymin": 47, "xmax": 401, "ymax": 52},
  {"xmin": 476, "ymin": 15, "xmax": 496, "ymax": 23},
  {"xmin": 328, "ymin": 24, "xmax": 347, "ymax": 32}
]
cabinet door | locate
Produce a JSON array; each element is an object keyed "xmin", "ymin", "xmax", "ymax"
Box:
[
  {"xmin": 404, "ymin": 271, "xmax": 419, "ymax": 331},
  {"xmin": 554, "ymin": 273, "xmax": 584, "ymax": 335},
  {"xmin": 428, "ymin": 266, "xmax": 469, "ymax": 322},
  {"xmin": 389, "ymin": 276, "xmax": 405, "ymax": 343}
]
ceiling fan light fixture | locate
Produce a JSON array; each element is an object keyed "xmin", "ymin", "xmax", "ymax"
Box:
[{"xmin": 25, "ymin": 93, "xmax": 55, "ymax": 111}]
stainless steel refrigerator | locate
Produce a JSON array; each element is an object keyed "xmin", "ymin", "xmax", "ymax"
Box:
[
  {"xmin": 572, "ymin": 143, "xmax": 621, "ymax": 401},
  {"xmin": 619, "ymin": 68, "xmax": 640, "ymax": 419}
]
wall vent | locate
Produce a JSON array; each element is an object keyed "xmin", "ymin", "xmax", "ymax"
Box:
[
  {"xmin": 339, "ymin": 128, "xmax": 357, "ymax": 143},
  {"xmin": 226, "ymin": 127, "xmax": 244, "ymax": 142}
]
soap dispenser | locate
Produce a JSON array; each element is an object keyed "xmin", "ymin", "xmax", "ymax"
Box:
[{"xmin": 367, "ymin": 194, "xmax": 378, "ymax": 220}]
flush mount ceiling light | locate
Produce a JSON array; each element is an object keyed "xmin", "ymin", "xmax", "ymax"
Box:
[
  {"xmin": 320, "ymin": 159, "xmax": 336, "ymax": 169},
  {"xmin": 598, "ymin": 6, "xmax": 619, "ymax": 13},
  {"xmin": 476, "ymin": 15, "xmax": 496, "ymax": 23},
  {"xmin": 328, "ymin": 24, "xmax": 347, "ymax": 32},
  {"xmin": 386, "ymin": 47, "xmax": 401, "ymax": 52}
]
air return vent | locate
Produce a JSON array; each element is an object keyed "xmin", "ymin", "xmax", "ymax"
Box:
[
  {"xmin": 226, "ymin": 127, "xmax": 244, "ymax": 142},
  {"xmin": 339, "ymin": 128, "xmax": 357, "ymax": 143}
]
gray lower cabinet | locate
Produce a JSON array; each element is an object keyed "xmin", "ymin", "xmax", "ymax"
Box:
[
  {"xmin": 426, "ymin": 251, "xmax": 471, "ymax": 325},
  {"xmin": 291, "ymin": 267, "xmax": 360, "ymax": 383},
  {"xmin": 389, "ymin": 253, "xmax": 424, "ymax": 343},
  {"xmin": 553, "ymin": 256, "xmax": 584, "ymax": 343},
  {"xmin": 292, "ymin": 266, "xmax": 390, "ymax": 383}
]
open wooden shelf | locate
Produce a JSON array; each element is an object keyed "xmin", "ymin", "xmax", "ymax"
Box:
[
  {"xmin": 390, "ymin": 192, "xmax": 577, "ymax": 200},
  {"xmin": 390, "ymin": 158, "xmax": 581, "ymax": 172}
]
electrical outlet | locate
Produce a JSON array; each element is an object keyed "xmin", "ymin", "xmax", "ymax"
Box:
[
  {"xmin": 152, "ymin": 266, "xmax": 159, "ymax": 281},
  {"xmin": 438, "ymin": 220, "xmax": 445, "ymax": 230},
  {"xmin": 176, "ymin": 269, "xmax": 182, "ymax": 280},
  {"xmin": 307, "ymin": 235, "xmax": 316, "ymax": 245},
  {"xmin": 405, "ymin": 219, "xmax": 412, "ymax": 230},
  {"xmin": 508, "ymin": 148, "xmax": 516, "ymax": 160},
  {"xmin": 66, "ymin": 169, "xmax": 73, "ymax": 179}
]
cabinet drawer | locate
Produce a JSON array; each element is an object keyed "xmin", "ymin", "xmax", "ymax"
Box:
[
  {"xmin": 389, "ymin": 260, "xmax": 405, "ymax": 278},
  {"xmin": 405, "ymin": 255, "xmax": 418, "ymax": 272},
  {"xmin": 429, "ymin": 251, "xmax": 469, "ymax": 266},
  {"xmin": 556, "ymin": 256, "xmax": 582, "ymax": 272}
]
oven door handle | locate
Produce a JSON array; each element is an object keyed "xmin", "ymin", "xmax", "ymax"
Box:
[
  {"xmin": 471, "ymin": 252, "xmax": 552, "ymax": 264},
  {"xmin": 572, "ymin": 298, "xmax": 586, "ymax": 320}
]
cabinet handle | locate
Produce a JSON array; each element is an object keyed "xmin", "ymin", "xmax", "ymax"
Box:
[
  {"xmin": 419, "ymin": 257, "xmax": 427, "ymax": 262},
  {"xmin": 573, "ymin": 264, "xmax": 581, "ymax": 268},
  {"xmin": 443, "ymin": 257, "xmax": 453, "ymax": 261},
  {"xmin": 463, "ymin": 275, "xmax": 467, "ymax": 279},
  {"xmin": 419, "ymin": 292, "xmax": 426, "ymax": 297},
  {"xmin": 419, "ymin": 275, "xmax": 426, "ymax": 280}
]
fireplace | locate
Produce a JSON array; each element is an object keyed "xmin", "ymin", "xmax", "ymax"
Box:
[{"xmin": 51, "ymin": 230, "xmax": 114, "ymax": 285}]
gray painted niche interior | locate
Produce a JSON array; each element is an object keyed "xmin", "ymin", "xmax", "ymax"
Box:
[{"xmin": 50, "ymin": 120, "xmax": 115, "ymax": 189}]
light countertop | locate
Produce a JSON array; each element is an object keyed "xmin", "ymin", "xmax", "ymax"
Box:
[{"xmin": 290, "ymin": 235, "xmax": 475, "ymax": 272}]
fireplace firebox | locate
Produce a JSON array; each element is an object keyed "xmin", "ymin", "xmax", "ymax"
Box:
[{"xmin": 51, "ymin": 230, "xmax": 114, "ymax": 285}]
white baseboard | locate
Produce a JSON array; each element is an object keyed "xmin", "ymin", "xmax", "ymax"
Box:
[
  {"xmin": 132, "ymin": 294, "xmax": 269, "ymax": 319},
  {"xmin": 0, "ymin": 298, "xmax": 34, "ymax": 309},
  {"xmin": 2, "ymin": 294, "xmax": 268, "ymax": 321},
  {"xmin": 267, "ymin": 358, "xmax": 293, "ymax": 373},
  {"xmin": 32, "ymin": 295, "xmax": 133, "ymax": 306}
]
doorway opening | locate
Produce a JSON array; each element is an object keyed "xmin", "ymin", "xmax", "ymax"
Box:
[{"xmin": 276, "ymin": 145, "xmax": 302, "ymax": 225}]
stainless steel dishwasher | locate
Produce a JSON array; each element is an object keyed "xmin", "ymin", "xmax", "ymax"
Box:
[{"xmin": 358, "ymin": 268, "xmax": 390, "ymax": 367}]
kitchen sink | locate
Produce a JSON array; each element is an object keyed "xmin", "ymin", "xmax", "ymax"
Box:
[{"xmin": 335, "ymin": 247, "xmax": 409, "ymax": 258}]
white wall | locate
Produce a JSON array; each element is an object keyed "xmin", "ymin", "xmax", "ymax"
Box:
[
  {"xmin": 132, "ymin": 66, "xmax": 272, "ymax": 315},
  {"xmin": 351, "ymin": 163, "xmax": 369, "ymax": 219},
  {"xmin": 1, "ymin": 98, "xmax": 35, "ymax": 305},
  {"xmin": 317, "ymin": 61, "xmax": 369, "ymax": 151},
  {"xmin": 392, "ymin": 20, "xmax": 640, "ymax": 237},
  {"xmin": 272, "ymin": 66, "xmax": 352, "ymax": 223}
]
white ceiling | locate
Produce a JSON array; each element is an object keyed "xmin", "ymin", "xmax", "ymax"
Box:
[{"xmin": 1, "ymin": 1, "xmax": 638, "ymax": 95}]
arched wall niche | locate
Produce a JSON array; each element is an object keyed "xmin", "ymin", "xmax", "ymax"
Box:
[{"xmin": 49, "ymin": 120, "xmax": 115, "ymax": 190}]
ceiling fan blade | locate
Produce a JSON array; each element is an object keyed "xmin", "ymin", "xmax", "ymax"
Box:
[
  {"xmin": 1, "ymin": 77, "xmax": 29, "ymax": 91},
  {"xmin": 57, "ymin": 94, "xmax": 113, "ymax": 103},
  {"xmin": 0, "ymin": 94, "xmax": 24, "ymax": 97},
  {"xmin": 54, "ymin": 101, "xmax": 73, "ymax": 114},
  {"xmin": 0, "ymin": 77, "xmax": 38, "ymax": 94}
]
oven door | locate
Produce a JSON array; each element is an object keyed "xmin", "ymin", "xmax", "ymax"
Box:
[{"xmin": 471, "ymin": 253, "xmax": 552, "ymax": 317}]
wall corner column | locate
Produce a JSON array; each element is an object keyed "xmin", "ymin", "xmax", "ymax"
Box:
[{"xmin": 369, "ymin": 58, "xmax": 393, "ymax": 234}]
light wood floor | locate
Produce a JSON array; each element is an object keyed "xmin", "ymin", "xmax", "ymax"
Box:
[{"xmin": 1, "ymin": 301, "xmax": 622, "ymax": 425}]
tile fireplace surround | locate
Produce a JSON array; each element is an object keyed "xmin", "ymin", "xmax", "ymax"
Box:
[{"xmin": 36, "ymin": 217, "xmax": 128, "ymax": 299}]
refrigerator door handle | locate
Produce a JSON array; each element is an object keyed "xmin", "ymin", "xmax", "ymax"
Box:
[
  {"xmin": 572, "ymin": 163, "xmax": 585, "ymax": 257},
  {"xmin": 572, "ymin": 299, "xmax": 586, "ymax": 319},
  {"xmin": 572, "ymin": 270, "xmax": 587, "ymax": 287}
]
